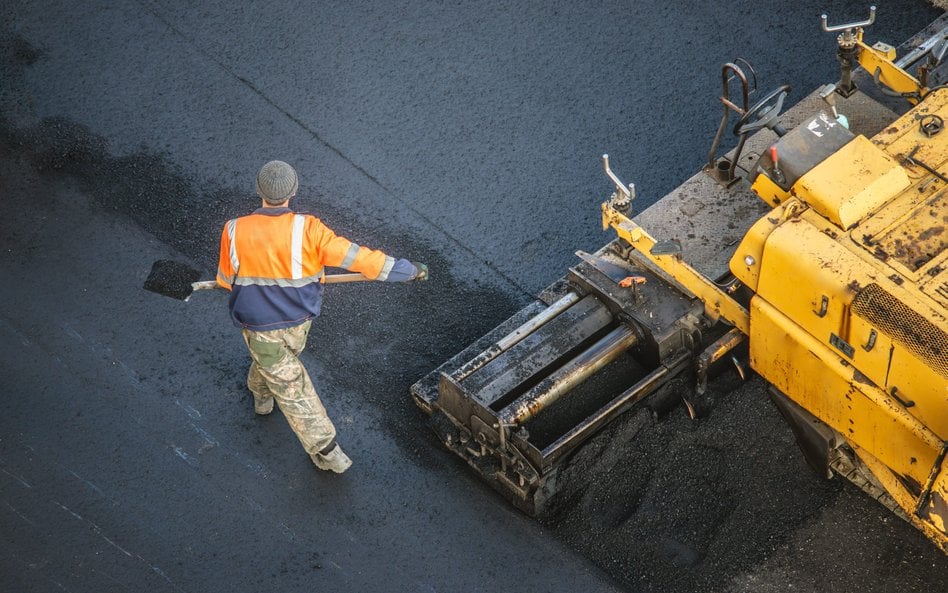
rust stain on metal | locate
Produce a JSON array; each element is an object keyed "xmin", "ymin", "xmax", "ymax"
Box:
[
  {"xmin": 919, "ymin": 225, "xmax": 944, "ymax": 241},
  {"xmin": 851, "ymin": 369, "xmax": 873, "ymax": 386},
  {"xmin": 926, "ymin": 491, "xmax": 947, "ymax": 523},
  {"xmin": 898, "ymin": 472, "xmax": 924, "ymax": 498}
]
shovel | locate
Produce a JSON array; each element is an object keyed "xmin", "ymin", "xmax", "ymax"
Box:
[{"xmin": 143, "ymin": 259, "xmax": 372, "ymax": 301}]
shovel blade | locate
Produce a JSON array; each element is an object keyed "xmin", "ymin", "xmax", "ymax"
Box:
[{"xmin": 143, "ymin": 259, "xmax": 202, "ymax": 300}]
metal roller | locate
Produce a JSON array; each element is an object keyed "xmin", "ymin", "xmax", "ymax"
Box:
[
  {"xmin": 451, "ymin": 292, "xmax": 582, "ymax": 382},
  {"xmin": 500, "ymin": 325, "xmax": 640, "ymax": 425}
]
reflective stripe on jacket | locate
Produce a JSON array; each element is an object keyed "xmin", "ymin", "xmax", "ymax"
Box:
[{"xmin": 217, "ymin": 207, "xmax": 414, "ymax": 330}]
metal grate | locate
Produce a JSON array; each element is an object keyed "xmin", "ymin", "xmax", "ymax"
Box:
[{"xmin": 852, "ymin": 284, "xmax": 948, "ymax": 379}]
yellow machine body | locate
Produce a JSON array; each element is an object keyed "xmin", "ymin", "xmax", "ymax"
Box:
[
  {"xmin": 731, "ymin": 90, "xmax": 948, "ymax": 551},
  {"xmin": 600, "ymin": 85, "xmax": 947, "ymax": 554}
]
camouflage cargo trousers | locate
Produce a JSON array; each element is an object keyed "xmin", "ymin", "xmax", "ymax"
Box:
[{"xmin": 241, "ymin": 320, "xmax": 337, "ymax": 456}]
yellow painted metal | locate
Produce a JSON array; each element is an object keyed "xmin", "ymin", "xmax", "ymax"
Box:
[
  {"xmin": 738, "ymin": 89, "xmax": 948, "ymax": 550},
  {"xmin": 749, "ymin": 296, "xmax": 947, "ymax": 551},
  {"xmin": 887, "ymin": 346, "xmax": 948, "ymax": 439},
  {"xmin": 754, "ymin": 216, "xmax": 947, "ymax": 437},
  {"xmin": 922, "ymin": 266, "xmax": 948, "ymax": 310},
  {"xmin": 753, "ymin": 219, "xmax": 860, "ymax": 344},
  {"xmin": 749, "ymin": 172, "xmax": 790, "ymax": 208},
  {"xmin": 854, "ymin": 31, "xmax": 925, "ymax": 102},
  {"xmin": 749, "ymin": 295, "xmax": 944, "ymax": 468},
  {"xmin": 601, "ymin": 203, "xmax": 750, "ymax": 334},
  {"xmin": 729, "ymin": 199, "xmax": 803, "ymax": 293},
  {"xmin": 856, "ymin": 188, "xmax": 948, "ymax": 278},
  {"xmin": 846, "ymin": 311, "xmax": 895, "ymax": 396},
  {"xmin": 853, "ymin": 443, "xmax": 947, "ymax": 555},
  {"xmin": 872, "ymin": 87, "xmax": 948, "ymax": 159},
  {"xmin": 600, "ymin": 49, "xmax": 947, "ymax": 551},
  {"xmin": 793, "ymin": 135, "xmax": 910, "ymax": 229}
]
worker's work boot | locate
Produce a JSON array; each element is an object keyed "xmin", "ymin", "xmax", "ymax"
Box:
[
  {"xmin": 311, "ymin": 442, "xmax": 352, "ymax": 474},
  {"xmin": 253, "ymin": 395, "xmax": 274, "ymax": 415}
]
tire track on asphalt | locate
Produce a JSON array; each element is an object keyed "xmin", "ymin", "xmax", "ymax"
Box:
[{"xmin": 132, "ymin": 0, "xmax": 535, "ymax": 299}]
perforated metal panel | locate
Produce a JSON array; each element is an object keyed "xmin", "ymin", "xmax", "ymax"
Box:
[{"xmin": 852, "ymin": 284, "xmax": 948, "ymax": 379}]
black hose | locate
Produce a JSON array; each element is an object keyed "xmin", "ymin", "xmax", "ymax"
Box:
[{"xmin": 873, "ymin": 67, "xmax": 921, "ymax": 101}]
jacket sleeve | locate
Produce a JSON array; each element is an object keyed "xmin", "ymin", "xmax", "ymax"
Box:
[
  {"xmin": 385, "ymin": 258, "xmax": 419, "ymax": 282},
  {"xmin": 309, "ymin": 217, "xmax": 415, "ymax": 282}
]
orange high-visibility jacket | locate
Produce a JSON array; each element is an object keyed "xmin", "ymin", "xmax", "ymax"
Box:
[{"xmin": 217, "ymin": 207, "xmax": 415, "ymax": 330}]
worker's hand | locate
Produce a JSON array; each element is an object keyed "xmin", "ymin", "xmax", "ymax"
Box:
[{"xmin": 411, "ymin": 262, "xmax": 429, "ymax": 281}]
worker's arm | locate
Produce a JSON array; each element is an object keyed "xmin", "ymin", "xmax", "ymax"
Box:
[{"xmin": 309, "ymin": 217, "xmax": 424, "ymax": 281}]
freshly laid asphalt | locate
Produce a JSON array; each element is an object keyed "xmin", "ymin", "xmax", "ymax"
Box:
[{"xmin": 1, "ymin": 2, "xmax": 946, "ymax": 592}]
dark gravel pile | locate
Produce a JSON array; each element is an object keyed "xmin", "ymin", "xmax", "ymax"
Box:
[{"xmin": 542, "ymin": 374, "xmax": 838, "ymax": 592}]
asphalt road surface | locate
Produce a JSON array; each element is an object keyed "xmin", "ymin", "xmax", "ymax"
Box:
[{"xmin": 1, "ymin": 1, "xmax": 946, "ymax": 592}]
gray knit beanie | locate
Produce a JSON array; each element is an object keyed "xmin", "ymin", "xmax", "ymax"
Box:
[{"xmin": 256, "ymin": 160, "xmax": 299, "ymax": 204}]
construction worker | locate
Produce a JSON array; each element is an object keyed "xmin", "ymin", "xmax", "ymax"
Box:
[{"xmin": 217, "ymin": 160, "xmax": 428, "ymax": 473}]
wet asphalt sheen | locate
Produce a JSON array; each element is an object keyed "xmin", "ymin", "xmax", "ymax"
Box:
[{"xmin": 1, "ymin": 2, "xmax": 946, "ymax": 592}]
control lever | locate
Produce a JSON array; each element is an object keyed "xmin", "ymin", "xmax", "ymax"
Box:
[
  {"xmin": 821, "ymin": 6, "xmax": 876, "ymax": 34},
  {"xmin": 821, "ymin": 6, "xmax": 877, "ymax": 97},
  {"xmin": 819, "ymin": 83, "xmax": 849, "ymax": 128},
  {"xmin": 602, "ymin": 154, "xmax": 635, "ymax": 216}
]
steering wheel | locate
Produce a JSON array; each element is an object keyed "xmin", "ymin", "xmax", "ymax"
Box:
[{"xmin": 734, "ymin": 84, "xmax": 791, "ymax": 137}]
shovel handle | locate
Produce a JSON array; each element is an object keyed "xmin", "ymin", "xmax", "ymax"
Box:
[
  {"xmin": 190, "ymin": 274, "xmax": 372, "ymax": 292},
  {"xmin": 191, "ymin": 280, "xmax": 220, "ymax": 292},
  {"xmin": 322, "ymin": 273, "xmax": 372, "ymax": 284}
]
